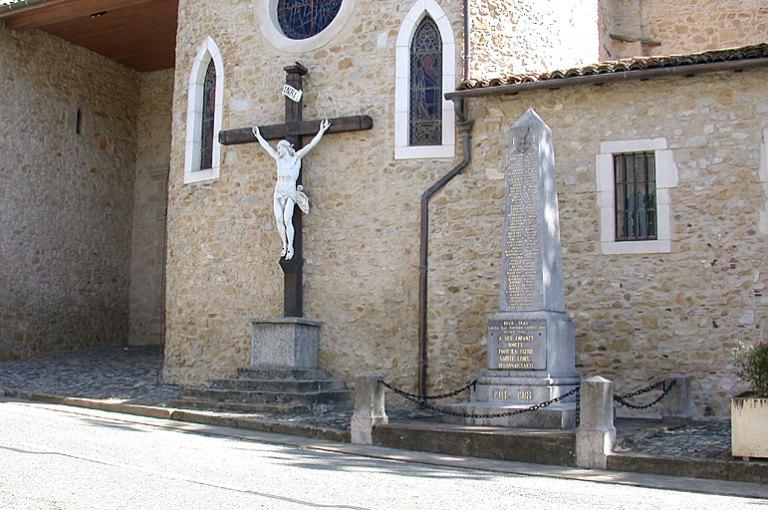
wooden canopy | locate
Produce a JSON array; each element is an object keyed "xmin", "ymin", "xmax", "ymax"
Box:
[{"xmin": 1, "ymin": 0, "xmax": 178, "ymax": 71}]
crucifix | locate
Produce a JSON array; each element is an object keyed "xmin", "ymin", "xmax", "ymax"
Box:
[{"xmin": 219, "ymin": 63, "xmax": 373, "ymax": 318}]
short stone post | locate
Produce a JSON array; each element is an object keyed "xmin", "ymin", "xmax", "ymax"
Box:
[
  {"xmin": 576, "ymin": 375, "xmax": 616, "ymax": 470},
  {"xmin": 351, "ymin": 373, "xmax": 388, "ymax": 445},
  {"xmin": 661, "ymin": 374, "xmax": 693, "ymax": 423}
]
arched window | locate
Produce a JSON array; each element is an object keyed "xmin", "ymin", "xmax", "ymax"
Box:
[
  {"xmin": 409, "ymin": 18, "xmax": 442, "ymax": 146},
  {"xmin": 200, "ymin": 60, "xmax": 217, "ymax": 171},
  {"xmin": 184, "ymin": 37, "xmax": 224, "ymax": 183},
  {"xmin": 395, "ymin": 0, "xmax": 455, "ymax": 160}
]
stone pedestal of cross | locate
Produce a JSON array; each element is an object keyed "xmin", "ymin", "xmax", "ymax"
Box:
[{"xmin": 219, "ymin": 63, "xmax": 373, "ymax": 319}]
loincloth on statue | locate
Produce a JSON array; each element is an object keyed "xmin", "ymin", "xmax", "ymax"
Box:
[{"xmin": 274, "ymin": 185, "xmax": 309, "ymax": 214}]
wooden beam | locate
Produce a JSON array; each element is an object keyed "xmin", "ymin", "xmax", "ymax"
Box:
[
  {"xmin": 3, "ymin": 0, "xmax": 155, "ymax": 30},
  {"xmin": 219, "ymin": 115, "xmax": 374, "ymax": 146}
]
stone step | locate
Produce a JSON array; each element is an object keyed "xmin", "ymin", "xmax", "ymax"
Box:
[
  {"xmin": 170, "ymin": 399, "xmax": 310, "ymax": 415},
  {"xmin": 212, "ymin": 378, "xmax": 345, "ymax": 393},
  {"xmin": 236, "ymin": 367, "xmax": 330, "ymax": 381},
  {"xmin": 182, "ymin": 387, "xmax": 354, "ymax": 407}
]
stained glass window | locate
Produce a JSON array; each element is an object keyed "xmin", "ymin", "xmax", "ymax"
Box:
[
  {"xmin": 409, "ymin": 17, "xmax": 442, "ymax": 146},
  {"xmin": 614, "ymin": 152, "xmax": 657, "ymax": 241},
  {"xmin": 200, "ymin": 59, "xmax": 216, "ymax": 171},
  {"xmin": 276, "ymin": 0, "xmax": 343, "ymax": 40}
]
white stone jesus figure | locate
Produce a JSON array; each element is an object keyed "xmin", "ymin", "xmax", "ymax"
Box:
[{"xmin": 252, "ymin": 119, "xmax": 331, "ymax": 260}]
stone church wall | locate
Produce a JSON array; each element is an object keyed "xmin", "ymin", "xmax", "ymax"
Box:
[
  {"xmin": 163, "ymin": 0, "xmax": 471, "ymax": 386},
  {"xmin": 0, "ymin": 24, "xmax": 139, "ymax": 360},
  {"xmin": 468, "ymin": 0, "xmax": 601, "ymax": 79},
  {"xmin": 163, "ymin": 0, "xmax": 766, "ymax": 417},
  {"xmin": 641, "ymin": 0, "xmax": 768, "ymax": 56},
  {"xmin": 128, "ymin": 70, "xmax": 174, "ymax": 346},
  {"xmin": 605, "ymin": 0, "xmax": 768, "ymax": 58},
  {"xmin": 434, "ymin": 68, "xmax": 768, "ymax": 417},
  {"xmin": 164, "ymin": 0, "xmax": 609, "ymax": 388}
]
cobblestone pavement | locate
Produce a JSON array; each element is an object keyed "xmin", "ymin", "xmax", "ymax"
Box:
[
  {"xmin": 0, "ymin": 346, "xmax": 180, "ymax": 405},
  {"xmin": 0, "ymin": 346, "xmax": 435, "ymax": 431},
  {"xmin": 0, "ymin": 347, "xmax": 743, "ymax": 461},
  {"xmin": 614, "ymin": 419, "xmax": 733, "ymax": 460}
]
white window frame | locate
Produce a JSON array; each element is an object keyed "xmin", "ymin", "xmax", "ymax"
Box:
[
  {"xmin": 394, "ymin": 0, "xmax": 456, "ymax": 160},
  {"xmin": 184, "ymin": 36, "xmax": 225, "ymax": 184},
  {"xmin": 596, "ymin": 138, "xmax": 678, "ymax": 254},
  {"xmin": 257, "ymin": 0, "xmax": 358, "ymax": 54}
]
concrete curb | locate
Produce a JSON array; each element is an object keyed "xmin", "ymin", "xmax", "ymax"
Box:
[
  {"xmin": 609, "ymin": 452, "xmax": 768, "ymax": 486},
  {"xmin": 2, "ymin": 388, "xmax": 350, "ymax": 443}
]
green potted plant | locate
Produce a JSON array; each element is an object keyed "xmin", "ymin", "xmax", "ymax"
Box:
[{"xmin": 732, "ymin": 340, "xmax": 768, "ymax": 460}]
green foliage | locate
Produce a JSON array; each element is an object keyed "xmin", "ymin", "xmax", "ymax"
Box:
[{"xmin": 733, "ymin": 340, "xmax": 768, "ymax": 397}]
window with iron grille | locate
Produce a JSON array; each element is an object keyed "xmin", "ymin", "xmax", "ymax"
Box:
[{"xmin": 614, "ymin": 151, "xmax": 657, "ymax": 241}]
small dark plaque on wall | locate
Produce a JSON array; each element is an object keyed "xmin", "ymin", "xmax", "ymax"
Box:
[{"xmin": 487, "ymin": 319, "xmax": 547, "ymax": 371}]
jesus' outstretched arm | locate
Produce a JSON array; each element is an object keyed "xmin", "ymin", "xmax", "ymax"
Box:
[
  {"xmin": 252, "ymin": 126, "xmax": 279, "ymax": 159},
  {"xmin": 295, "ymin": 119, "xmax": 331, "ymax": 159}
]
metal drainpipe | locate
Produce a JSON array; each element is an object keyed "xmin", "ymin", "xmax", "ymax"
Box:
[
  {"xmin": 417, "ymin": 98, "xmax": 474, "ymax": 400},
  {"xmin": 463, "ymin": 0, "xmax": 470, "ymax": 81}
]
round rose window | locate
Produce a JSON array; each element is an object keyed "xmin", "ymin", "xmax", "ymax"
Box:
[{"xmin": 276, "ymin": 0, "xmax": 343, "ymax": 40}]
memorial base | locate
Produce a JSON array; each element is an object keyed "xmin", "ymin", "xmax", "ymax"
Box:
[
  {"xmin": 250, "ymin": 317, "xmax": 321, "ymax": 369},
  {"xmin": 447, "ymin": 374, "xmax": 580, "ymax": 429},
  {"xmin": 445, "ymin": 402, "xmax": 577, "ymax": 429},
  {"xmin": 448, "ymin": 309, "xmax": 580, "ymax": 429}
]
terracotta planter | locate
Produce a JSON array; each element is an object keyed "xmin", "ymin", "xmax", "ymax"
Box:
[{"xmin": 732, "ymin": 395, "xmax": 768, "ymax": 460}]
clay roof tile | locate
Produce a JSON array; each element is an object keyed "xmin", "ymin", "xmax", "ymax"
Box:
[{"xmin": 457, "ymin": 43, "xmax": 768, "ymax": 91}]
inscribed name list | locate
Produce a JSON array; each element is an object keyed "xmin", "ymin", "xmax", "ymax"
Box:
[
  {"xmin": 488, "ymin": 319, "xmax": 547, "ymax": 370},
  {"xmin": 502, "ymin": 146, "xmax": 540, "ymax": 311}
]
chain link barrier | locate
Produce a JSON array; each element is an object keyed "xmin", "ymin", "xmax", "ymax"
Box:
[
  {"xmin": 379, "ymin": 377, "xmax": 676, "ymax": 422},
  {"xmin": 575, "ymin": 388, "xmax": 581, "ymax": 428},
  {"xmin": 379, "ymin": 379, "xmax": 477, "ymax": 405},
  {"xmin": 613, "ymin": 379, "xmax": 677, "ymax": 410},
  {"xmin": 380, "ymin": 378, "xmax": 580, "ymax": 420}
]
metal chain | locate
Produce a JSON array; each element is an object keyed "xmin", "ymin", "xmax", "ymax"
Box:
[
  {"xmin": 575, "ymin": 388, "xmax": 581, "ymax": 428},
  {"xmin": 381, "ymin": 379, "xmax": 580, "ymax": 420},
  {"xmin": 380, "ymin": 378, "xmax": 675, "ymax": 419},
  {"xmin": 613, "ymin": 379, "xmax": 677, "ymax": 410},
  {"xmin": 616, "ymin": 380, "xmax": 665, "ymax": 399},
  {"xmin": 379, "ymin": 379, "xmax": 477, "ymax": 402}
]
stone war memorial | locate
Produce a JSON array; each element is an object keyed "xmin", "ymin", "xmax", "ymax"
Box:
[
  {"xmin": 3, "ymin": 0, "xmax": 768, "ymax": 480},
  {"xmin": 451, "ymin": 109, "xmax": 580, "ymax": 429}
]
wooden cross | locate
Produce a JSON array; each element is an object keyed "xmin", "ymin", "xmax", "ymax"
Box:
[{"xmin": 219, "ymin": 63, "xmax": 373, "ymax": 318}]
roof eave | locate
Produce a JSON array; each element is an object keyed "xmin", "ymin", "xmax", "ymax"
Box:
[{"xmin": 446, "ymin": 57, "xmax": 768, "ymax": 100}]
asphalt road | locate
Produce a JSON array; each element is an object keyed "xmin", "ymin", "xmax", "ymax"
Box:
[{"xmin": 0, "ymin": 401, "xmax": 764, "ymax": 510}]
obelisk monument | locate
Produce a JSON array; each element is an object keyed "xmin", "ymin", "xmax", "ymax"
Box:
[{"xmin": 454, "ymin": 109, "xmax": 580, "ymax": 429}]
